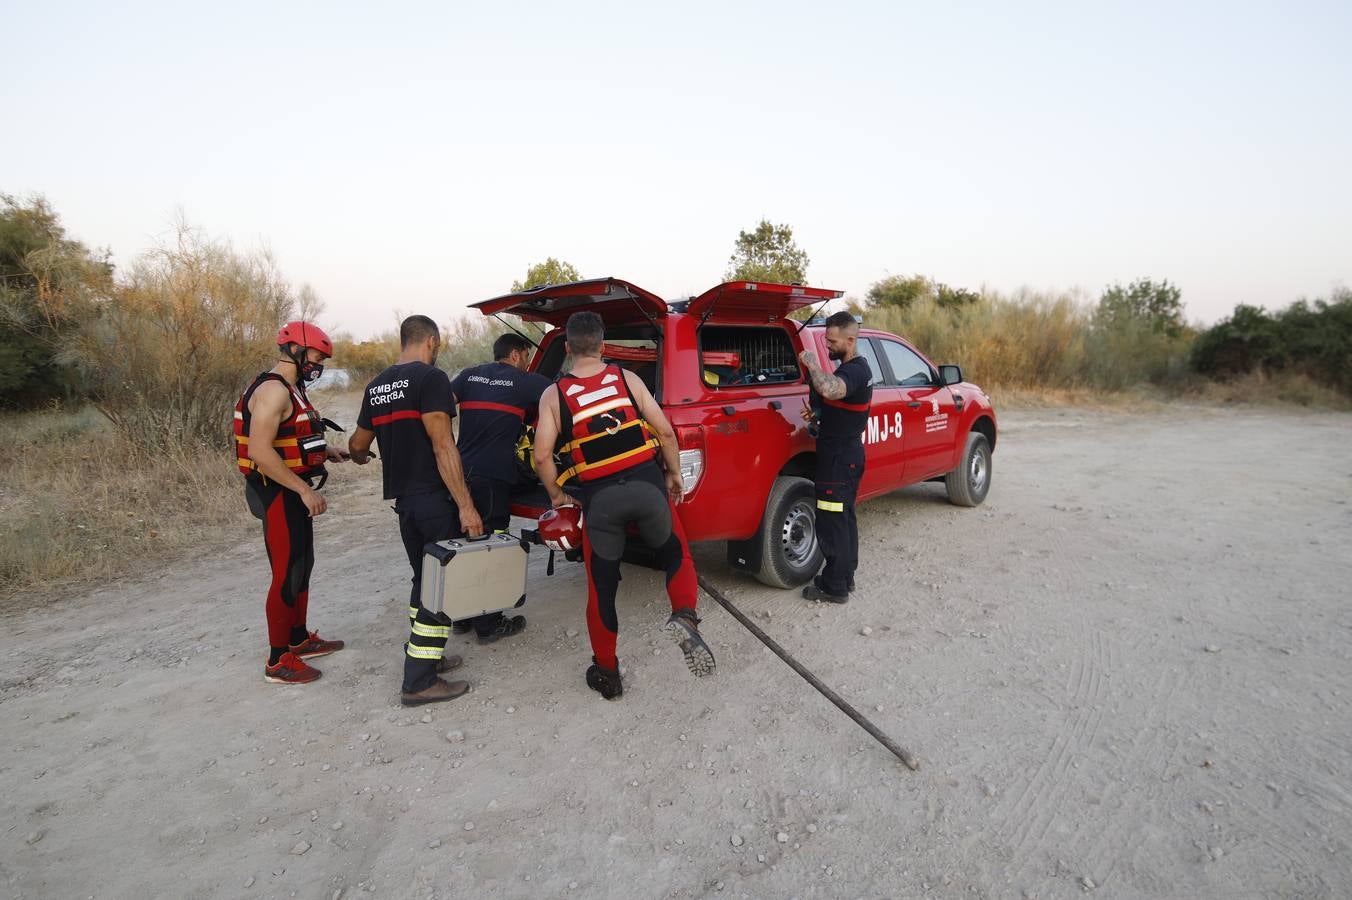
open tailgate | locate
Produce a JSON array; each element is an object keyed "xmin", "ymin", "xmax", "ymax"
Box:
[
  {"xmin": 685, "ymin": 281, "xmax": 843, "ymax": 324},
  {"xmin": 470, "ymin": 278, "xmax": 667, "ymax": 327}
]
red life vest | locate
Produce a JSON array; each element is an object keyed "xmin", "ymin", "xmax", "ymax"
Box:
[
  {"xmin": 555, "ymin": 364, "xmax": 660, "ymax": 486},
  {"xmin": 234, "ymin": 373, "xmax": 327, "ymax": 478}
]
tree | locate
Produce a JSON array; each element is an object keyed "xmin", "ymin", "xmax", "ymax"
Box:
[
  {"xmin": 865, "ymin": 274, "xmax": 979, "ymax": 311},
  {"xmin": 1095, "ymin": 278, "xmax": 1185, "ymax": 338},
  {"xmin": 0, "ymin": 194, "xmax": 112, "ymax": 406},
  {"xmin": 511, "ymin": 258, "xmax": 581, "ymax": 292},
  {"xmin": 866, "ymin": 274, "xmax": 931, "ymax": 310},
  {"xmin": 74, "ymin": 219, "xmax": 298, "ymax": 449},
  {"xmin": 724, "ymin": 219, "xmax": 809, "ymax": 284}
]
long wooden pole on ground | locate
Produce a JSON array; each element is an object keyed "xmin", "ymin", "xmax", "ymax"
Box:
[{"xmin": 697, "ymin": 574, "xmax": 921, "ymax": 771}]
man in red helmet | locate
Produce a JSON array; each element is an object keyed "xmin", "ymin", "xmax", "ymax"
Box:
[
  {"xmin": 235, "ymin": 320, "xmax": 349, "ymax": 685},
  {"xmin": 532, "ymin": 311, "xmax": 715, "ymax": 700}
]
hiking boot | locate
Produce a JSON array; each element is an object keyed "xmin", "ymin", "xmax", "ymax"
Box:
[
  {"xmin": 288, "ymin": 630, "xmax": 345, "ymax": 659},
  {"xmin": 662, "ymin": 610, "xmax": 716, "ymax": 677},
  {"xmin": 264, "ymin": 651, "xmax": 322, "ymax": 685},
  {"xmin": 401, "ymin": 677, "xmax": 470, "ymax": 707},
  {"xmin": 585, "ymin": 658, "xmax": 623, "ymax": 700},
  {"xmin": 437, "ymin": 654, "xmax": 463, "ymax": 674},
  {"xmin": 476, "ymin": 615, "xmax": 526, "ymax": 645},
  {"xmin": 802, "ymin": 583, "xmax": 849, "ymax": 604}
]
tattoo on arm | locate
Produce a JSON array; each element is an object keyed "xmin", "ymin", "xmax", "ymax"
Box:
[{"xmin": 810, "ymin": 370, "xmax": 848, "ymax": 400}]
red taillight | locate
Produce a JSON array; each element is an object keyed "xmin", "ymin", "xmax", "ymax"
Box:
[{"xmin": 674, "ymin": 424, "xmax": 705, "ymax": 497}]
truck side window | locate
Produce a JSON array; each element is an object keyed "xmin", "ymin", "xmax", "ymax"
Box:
[
  {"xmin": 854, "ymin": 338, "xmax": 885, "ymax": 385},
  {"xmin": 698, "ymin": 326, "xmax": 801, "ymax": 388},
  {"xmin": 879, "ymin": 340, "xmax": 934, "ymax": 386}
]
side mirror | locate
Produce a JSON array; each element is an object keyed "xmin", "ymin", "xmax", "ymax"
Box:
[{"xmin": 939, "ymin": 364, "xmax": 963, "ymax": 386}]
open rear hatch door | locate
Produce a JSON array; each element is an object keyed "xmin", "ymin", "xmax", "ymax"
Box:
[
  {"xmin": 470, "ymin": 278, "xmax": 667, "ymax": 328},
  {"xmin": 685, "ymin": 281, "xmax": 843, "ymax": 324}
]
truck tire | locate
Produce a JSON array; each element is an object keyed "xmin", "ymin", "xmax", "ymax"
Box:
[
  {"xmin": 754, "ymin": 476, "xmax": 823, "ymax": 589},
  {"xmin": 945, "ymin": 432, "xmax": 992, "ymax": 507}
]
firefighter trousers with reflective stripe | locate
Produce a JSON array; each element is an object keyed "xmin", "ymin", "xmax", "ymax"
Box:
[
  {"xmin": 814, "ymin": 443, "xmax": 864, "ymax": 596},
  {"xmin": 579, "ymin": 464, "xmax": 697, "ymax": 671},
  {"xmin": 395, "ymin": 490, "xmax": 461, "ymax": 693},
  {"xmin": 245, "ymin": 476, "xmax": 314, "ymax": 649}
]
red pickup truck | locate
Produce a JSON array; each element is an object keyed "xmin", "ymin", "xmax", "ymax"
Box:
[{"xmin": 471, "ymin": 278, "xmax": 997, "ymax": 588}]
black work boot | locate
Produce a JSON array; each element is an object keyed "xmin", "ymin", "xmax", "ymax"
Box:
[
  {"xmin": 663, "ymin": 609, "xmax": 716, "ymax": 677},
  {"xmin": 476, "ymin": 614, "xmax": 526, "ymax": 644},
  {"xmin": 802, "ymin": 579, "xmax": 849, "ymax": 604},
  {"xmin": 585, "ymin": 657, "xmax": 623, "ymax": 700}
]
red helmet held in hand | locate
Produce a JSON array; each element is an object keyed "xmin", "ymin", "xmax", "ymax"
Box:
[
  {"xmin": 276, "ymin": 321, "xmax": 334, "ymax": 356},
  {"xmin": 538, "ymin": 504, "xmax": 583, "ymax": 552}
]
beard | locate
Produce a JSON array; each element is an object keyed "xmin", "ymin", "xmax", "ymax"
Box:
[{"xmin": 827, "ymin": 347, "xmax": 846, "ymax": 361}]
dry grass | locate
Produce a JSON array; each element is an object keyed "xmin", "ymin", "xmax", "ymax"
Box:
[
  {"xmin": 1187, "ymin": 369, "xmax": 1352, "ymax": 411},
  {"xmin": 0, "ymin": 405, "xmax": 253, "ymax": 607}
]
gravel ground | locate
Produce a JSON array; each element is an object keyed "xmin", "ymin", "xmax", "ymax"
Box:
[{"xmin": 3, "ymin": 404, "xmax": 1350, "ymax": 899}]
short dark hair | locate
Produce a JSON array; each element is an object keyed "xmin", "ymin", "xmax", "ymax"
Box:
[
  {"xmin": 565, "ymin": 311, "xmax": 605, "ymax": 357},
  {"xmin": 824, "ymin": 311, "xmax": 859, "ymax": 332},
  {"xmin": 493, "ymin": 333, "xmax": 533, "ymax": 361},
  {"xmin": 400, "ymin": 315, "xmax": 440, "ymax": 348}
]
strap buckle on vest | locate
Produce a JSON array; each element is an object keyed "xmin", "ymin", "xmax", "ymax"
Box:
[{"xmin": 599, "ymin": 412, "xmax": 621, "ymax": 436}]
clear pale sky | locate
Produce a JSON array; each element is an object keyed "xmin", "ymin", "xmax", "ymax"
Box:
[{"xmin": 4, "ymin": 0, "xmax": 1348, "ymax": 337}]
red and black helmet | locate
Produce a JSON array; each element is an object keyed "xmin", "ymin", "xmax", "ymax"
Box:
[
  {"xmin": 276, "ymin": 321, "xmax": 333, "ymax": 357},
  {"xmin": 538, "ymin": 504, "xmax": 583, "ymax": 552}
]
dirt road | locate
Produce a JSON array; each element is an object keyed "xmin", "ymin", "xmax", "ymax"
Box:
[{"xmin": 3, "ymin": 406, "xmax": 1350, "ymax": 899}]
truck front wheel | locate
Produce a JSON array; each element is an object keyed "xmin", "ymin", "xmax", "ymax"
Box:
[
  {"xmin": 753, "ymin": 476, "xmax": 823, "ymax": 589},
  {"xmin": 945, "ymin": 432, "xmax": 992, "ymax": 507}
]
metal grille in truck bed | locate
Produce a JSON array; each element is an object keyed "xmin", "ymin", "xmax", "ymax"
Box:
[{"xmin": 698, "ymin": 326, "xmax": 801, "ymax": 388}]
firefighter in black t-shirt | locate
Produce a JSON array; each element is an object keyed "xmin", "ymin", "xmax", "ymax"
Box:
[
  {"xmin": 798, "ymin": 311, "xmax": 873, "ymax": 603},
  {"xmin": 447, "ymin": 333, "xmax": 552, "ymax": 638},
  {"xmin": 348, "ymin": 315, "xmax": 484, "ymax": 707}
]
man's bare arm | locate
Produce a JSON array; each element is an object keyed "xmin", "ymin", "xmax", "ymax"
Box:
[
  {"xmin": 348, "ymin": 425, "xmax": 375, "ymax": 464},
  {"xmin": 421, "ymin": 412, "xmax": 482, "ymax": 535},
  {"xmin": 532, "ymin": 387, "xmax": 570, "ymax": 506},
  {"xmin": 248, "ymin": 383, "xmax": 317, "ymax": 494},
  {"xmin": 798, "ymin": 350, "xmax": 848, "ymax": 400}
]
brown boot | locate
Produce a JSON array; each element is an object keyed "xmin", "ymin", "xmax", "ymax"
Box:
[
  {"xmin": 437, "ymin": 655, "xmax": 463, "ymax": 674},
  {"xmin": 401, "ymin": 677, "xmax": 470, "ymax": 707}
]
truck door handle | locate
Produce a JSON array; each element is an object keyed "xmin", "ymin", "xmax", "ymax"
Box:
[{"xmin": 908, "ymin": 402, "xmax": 921, "ymax": 409}]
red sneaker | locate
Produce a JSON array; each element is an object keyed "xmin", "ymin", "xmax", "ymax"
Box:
[
  {"xmin": 264, "ymin": 651, "xmax": 322, "ymax": 684},
  {"xmin": 288, "ymin": 631, "xmax": 345, "ymax": 659}
]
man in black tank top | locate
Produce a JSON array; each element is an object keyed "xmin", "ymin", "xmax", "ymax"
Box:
[
  {"xmin": 798, "ymin": 311, "xmax": 873, "ymax": 603},
  {"xmin": 348, "ymin": 316, "xmax": 486, "ymax": 707}
]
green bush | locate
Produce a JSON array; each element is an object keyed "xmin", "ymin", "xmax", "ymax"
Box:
[{"xmin": 1192, "ymin": 290, "xmax": 1352, "ymax": 395}]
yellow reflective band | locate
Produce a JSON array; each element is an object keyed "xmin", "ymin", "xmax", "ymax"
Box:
[
  {"xmin": 235, "ymin": 435, "xmax": 299, "ymax": 447},
  {"xmin": 816, "ymin": 499, "xmax": 845, "ymax": 512},
  {"xmin": 411, "ymin": 621, "xmax": 450, "ymax": 639},
  {"xmin": 405, "ymin": 644, "xmax": 444, "ymax": 660},
  {"xmin": 408, "ymin": 606, "xmax": 419, "ymax": 619},
  {"xmin": 557, "ymin": 416, "xmax": 646, "ymax": 451},
  {"xmin": 558, "ymin": 416, "xmax": 647, "ymax": 454},
  {"xmin": 493, "ymin": 529, "xmax": 508, "ymax": 534},
  {"xmin": 555, "ymin": 438, "xmax": 662, "ymax": 486}
]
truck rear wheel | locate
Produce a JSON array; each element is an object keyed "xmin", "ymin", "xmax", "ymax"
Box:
[
  {"xmin": 753, "ymin": 476, "xmax": 822, "ymax": 589},
  {"xmin": 945, "ymin": 432, "xmax": 992, "ymax": 507}
]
